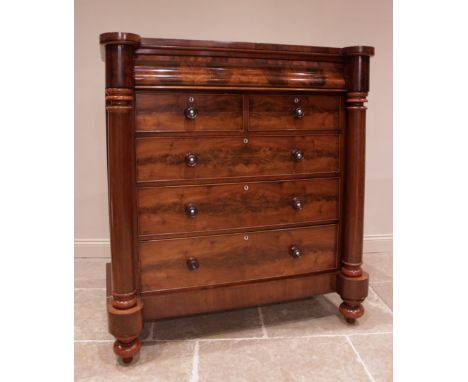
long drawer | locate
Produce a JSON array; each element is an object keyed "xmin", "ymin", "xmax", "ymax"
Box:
[
  {"xmin": 139, "ymin": 224, "xmax": 339, "ymax": 292},
  {"xmin": 138, "ymin": 178, "xmax": 339, "ymax": 236},
  {"xmin": 136, "ymin": 134, "xmax": 340, "ymax": 182}
]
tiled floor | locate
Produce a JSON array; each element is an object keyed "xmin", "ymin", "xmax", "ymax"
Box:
[{"xmin": 75, "ymin": 252, "xmax": 393, "ymax": 381}]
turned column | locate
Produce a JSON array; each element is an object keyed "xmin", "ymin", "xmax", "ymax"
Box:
[
  {"xmin": 100, "ymin": 32, "xmax": 143, "ymax": 363},
  {"xmin": 337, "ymin": 46, "xmax": 375, "ymax": 324}
]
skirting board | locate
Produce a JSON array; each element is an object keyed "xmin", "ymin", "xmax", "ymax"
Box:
[{"xmin": 74, "ymin": 234, "xmax": 393, "ymax": 258}]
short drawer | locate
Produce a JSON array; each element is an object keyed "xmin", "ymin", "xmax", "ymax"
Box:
[
  {"xmin": 138, "ymin": 178, "xmax": 339, "ymax": 236},
  {"xmin": 136, "ymin": 134, "xmax": 340, "ymax": 182},
  {"xmin": 135, "ymin": 93, "xmax": 243, "ymax": 132},
  {"xmin": 249, "ymin": 94, "xmax": 340, "ymax": 131},
  {"xmin": 139, "ymin": 224, "xmax": 338, "ymax": 291}
]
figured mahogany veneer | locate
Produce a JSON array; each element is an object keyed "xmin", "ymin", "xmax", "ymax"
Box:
[
  {"xmin": 136, "ymin": 93, "xmax": 243, "ymax": 132},
  {"xmin": 100, "ymin": 32, "xmax": 374, "ymax": 364},
  {"xmin": 136, "ymin": 135, "xmax": 340, "ymax": 182},
  {"xmin": 138, "ymin": 178, "xmax": 339, "ymax": 237},
  {"xmin": 134, "ymin": 55, "xmax": 346, "ymax": 89},
  {"xmin": 249, "ymin": 94, "xmax": 341, "ymax": 131},
  {"xmin": 140, "ymin": 224, "xmax": 338, "ymax": 291}
]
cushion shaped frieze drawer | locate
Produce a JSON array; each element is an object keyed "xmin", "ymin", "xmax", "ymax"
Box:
[
  {"xmin": 139, "ymin": 224, "xmax": 339, "ymax": 292},
  {"xmin": 249, "ymin": 94, "xmax": 341, "ymax": 131},
  {"xmin": 134, "ymin": 55, "xmax": 346, "ymax": 89},
  {"xmin": 135, "ymin": 93, "xmax": 243, "ymax": 132},
  {"xmin": 137, "ymin": 178, "xmax": 339, "ymax": 237},
  {"xmin": 136, "ymin": 135, "xmax": 340, "ymax": 183}
]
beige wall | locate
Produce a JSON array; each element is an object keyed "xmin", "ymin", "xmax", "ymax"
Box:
[{"xmin": 75, "ymin": 0, "xmax": 392, "ymax": 251}]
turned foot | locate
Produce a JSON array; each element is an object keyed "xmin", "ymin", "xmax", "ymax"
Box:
[
  {"xmin": 107, "ymin": 296, "xmax": 144, "ymax": 364},
  {"xmin": 113, "ymin": 338, "xmax": 141, "ymax": 364},
  {"xmin": 339, "ymin": 301, "xmax": 364, "ymax": 323},
  {"xmin": 337, "ymin": 270, "xmax": 368, "ymax": 325}
]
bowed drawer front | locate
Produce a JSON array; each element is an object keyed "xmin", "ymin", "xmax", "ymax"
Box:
[{"xmin": 100, "ymin": 32, "xmax": 374, "ymax": 364}]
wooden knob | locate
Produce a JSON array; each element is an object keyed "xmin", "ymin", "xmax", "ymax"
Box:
[
  {"xmin": 184, "ymin": 106, "xmax": 198, "ymax": 119},
  {"xmin": 185, "ymin": 203, "xmax": 198, "ymax": 217},
  {"xmin": 291, "ymin": 148, "xmax": 304, "ymax": 161},
  {"xmin": 294, "ymin": 107, "xmax": 305, "ymax": 119},
  {"xmin": 185, "ymin": 153, "xmax": 198, "ymax": 167},
  {"xmin": 292, "ymin": 197, "xmax": 304, "ymax": 210},
  {"xmin": 290, "ymin": 245, "xmax": 302, "ymax": 258},
  {"xmin": 186, "ymin": 257, "xmax": 199, "ymax": 270}
]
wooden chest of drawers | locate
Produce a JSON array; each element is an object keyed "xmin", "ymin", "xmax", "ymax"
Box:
[{"xmin": 100, "ymin": 32, "xmax": 374, "ymax": 363}]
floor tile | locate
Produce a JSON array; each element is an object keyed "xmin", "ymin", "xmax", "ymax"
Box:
[
  {"xmin": 75, "ymin": 341, "xmax": 194, "ymax": 382},
  {"xmin": 349, "ymin": 333, "xmax": 393, "ymax": 382},
  {"xmin": 261, "ymin": 288, "xmax": 392, "ymax": 337},
  {"xmin": 153, "ymin": 307, "xmax": 263, "ymax": 340},
  {"xmin": 198, "ymin": 337, "xmax": 370, "ymax": 382},
  {"xmin": 371, "ymin": 282, "xmax": 393, "ymax": 310},
  {"xmin": 75, "ymin": 289, "xmax": 112, "ymax": 341},
  {"xmin": 363, "ymin": 252, "xmax": 393, "ymax": 282},
  {"xmin": 75, "ymin": 258, "xmax": 108, "ymax": 288},
  {"xmin": 75, "ymin": 289, "xmax": 151, "ymax": 341}
]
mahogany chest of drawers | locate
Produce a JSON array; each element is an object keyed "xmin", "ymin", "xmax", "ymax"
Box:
[{"xmin": 99, "ymin": 32, "xmax": 374, "ymax": 363}]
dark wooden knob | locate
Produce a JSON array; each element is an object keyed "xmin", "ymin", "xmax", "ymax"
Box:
[
  {"xmin": 294, "ymin": 107, "xmax": 305, "ymax": 119},
  {"xmin": 184, "ymin": 106, "xmax": 198, "ymax": 119},
  {"xmin": 185, "ymin": 153, "xmax": 198, "ymax": 167},
  {"xmin": 292, "ymin": 197, "xmax": 304, "ymax": 210},
  {"xmin": 185, "ymin": 203, "xmax": 198, "ymax": 217},
  {"xmin": 291, "ymin": 148, "xmax": 304, "ymax": 161},
  {"xmin": 186, "ymin": 257, "xmax": 199, "ymax": 270},
  {"xmin": 290, "ymin": 245, "xmax": 302, "ymax": 258}
]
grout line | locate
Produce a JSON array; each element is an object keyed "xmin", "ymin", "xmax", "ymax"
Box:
[
  {"xmin": 74, "ymin": 331, "xmax": 393, "ymax": 344},
  {"xmin": 74, "ymin": 287, "xmax": 106, "ymax": 290},
  {"xmin": 106, "ymin": 331, "xmax": 393, "ymax": 343},
  {"xmin": 189, "ymin": 341, "xmax": 199, "ymax": 382},
  {"xmin": 339, "ymin": 331, "xmax": 393, "ymax": 337},
  {"xmin": 74, "ymin": 339, "xmax": 114, "ymax": 343},
  {"xmin": 74, "ymin": 257, "xmax": 111, "ymax": 259},
  {"xmin": 369, "ymin": 286, "xmax": 394, "ymax": 315},
  {"xmin": 364, "ymin": 251, "xmax": 392, "ymax": 256},
  {"xmin": 257, "ymin": 307, "xmax": 268, "ymax": 338},
  {"xmin": 346, "ymin": 335, "xmax": 376, "ymax": 382}
]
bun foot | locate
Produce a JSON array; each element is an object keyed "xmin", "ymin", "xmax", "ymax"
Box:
[
  {"xmin": 339, "ymin": 301, "xmax": 364, "ymax": 323},
  {"xmin": 113, "ymin": 338, "xmax": 141, "ymax": 364}
]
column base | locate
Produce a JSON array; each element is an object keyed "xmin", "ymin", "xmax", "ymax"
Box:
[
  {"xmin": 336, "ymin": 271, "xmax": 369, "ymax": 324},
  {"xmin": 107, "ymin": 297, "xmax": 144, "ymax": 363}
]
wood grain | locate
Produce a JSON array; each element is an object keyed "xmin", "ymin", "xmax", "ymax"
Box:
[
  {"xmin": 134, "ymin": 55, "xmax": 345, "ymax": 89},
  {"xmin": 139, "ymin": 224, "xmax": 338, "ymax": 292},
  {"xmin": 100, "ymin": 33, "xmax": 375, "ymax": 359},
  {"xmin": 136, "ymin": 134, "xmax": 340, "ymax": 182},
  {"xmin": 138, "ymin": 178, "xmax": 339, "ymax": 236},
  {"xmin": 101, "ymin": 33, "xmax": 142, "ymax": 363},
  {"xmin": 249, "ymin": 94, "xmax": 340, "ymax": 130},
  {"xmin": 141, "ymin": 271, "xmax": 337, "ymax": 319},
  {"xmin": 135, "ymin": 93, "xmax": 243, "ymax": 132}
]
